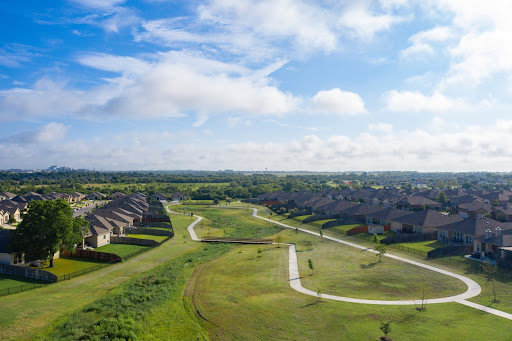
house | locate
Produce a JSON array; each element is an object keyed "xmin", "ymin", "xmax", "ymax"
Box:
[
  {"xmin": 302, "ymin": 196, "xmax": 335, "ymax": 213},
  {"xmin": 171, "ymin": 192, "xmax": 188, "ymax": 201},
  {"xmin": 475, "ymin": 228, "xmax": 512, "ymax": 260},
  {"xmin": 150, "ymin": 193, "xmax": 167, "ymax": 201},
  {"xmin": 84, "ymin": 215, "xmax": 113, "ymax": 248},
  {"xmin": 395, "ymin": 196, "xmax": 441, "ymax": 211},
  {"xmin": 438, "ymin": 217, "xmax": 512, "ymax": 247},
  {"xmin": 455, "ymin": 201, "xmax": 493, "ymax": 219},
  {"xmin": 0, "ymin": 192, "xmax": 16, "ymax": 201},
  {"xmin": 337, "ymin": 204, "xmax": 384, "ymax": 223},
  {"xmin": 491, "ymin": 203, "xmax": 512, "ymax": 222},
  {"xmin": 0, "ymin": 230, "xmax": 23, "ymax": 265},
  {"xmin": 85, "ymin": 192, "xmax": 106, "ymax": 201},
  {"xmin": 110, "ymin": 192, "xmax": 126, "ymax": 200},
  {"xmin": 366, "ymin": 207, "xmax": 413, "ymax": 226},
  {"xmin": 390, "ymin": 210, "xmax": 462, "ymax": 234},
  {"xmin": 318, "ymin": 200, "xmax": 356, "ymax": 216}
]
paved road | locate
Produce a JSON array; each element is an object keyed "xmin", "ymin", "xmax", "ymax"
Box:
[
  {"xmin": 73, "ymin": 201, "xmax": 107, "ymax": 218},
  {"xmin": 168, "ymin": 203, "xmax": 512, "ymax": 321}
]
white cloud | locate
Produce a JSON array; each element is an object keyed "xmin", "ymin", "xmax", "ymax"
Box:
[
  {"xmin": 311, "ymin": 88, "xmax": 366, "ymax": 116},
  {"xmin": 384, "ymin": 90, "xmax": 467, "ymax": 112},
  {"xmin": 399, "ymin": 43, "xmax": 434, "ymax": 60},
  {"xmin": 4, "ymin": 122, "xmax": 69, "ymax": 144},
  {"xmin": 69, "ymin": 0, "xmax": 125, "ymax": 10},
  {"xmin": 6, "ymin": 120, "xmax": 512, "ymax": 171},
  {"xmin": 369, "ymin": 122, "xmax": 393, "ymax": 133},
  {"xmin": 338, "ymin": 2, "xmax": 407, "ymax": 40},
  {"xmin": 0, "ymin": 52, "xmax": 300, "ymax": 121}
]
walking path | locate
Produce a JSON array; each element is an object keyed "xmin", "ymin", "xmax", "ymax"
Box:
[{"xmin": 168, "ymin": 204, "xmax": 512, "ymax": 320}]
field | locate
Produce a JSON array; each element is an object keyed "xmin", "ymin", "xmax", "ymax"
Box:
[
  {"xmin": 327, "ymin": 223, "xmax": 364, "ymax": 233},
  {"xmin": 3, "ymin": 203, "xmax": 512, "ymax": 340},
  {"xmin": 126, "ymin": 234, "xmax": 168, "ymax": 243},
  {"xmin": 94, "ymin": 243, "xmax": 150, "ymax": 258},
  {"xmin": 189, "ymin": 242, "xmax": 512, "ymax": 341}
]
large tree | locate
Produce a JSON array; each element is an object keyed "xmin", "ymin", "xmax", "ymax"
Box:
[{"xmin": 9, "ymin": 199, "xmax": 88, "ymax": 267}]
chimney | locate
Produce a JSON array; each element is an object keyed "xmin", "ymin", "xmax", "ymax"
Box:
[
  {"xmin": 485, "ymin": 229, "xmax": 492, "ymax": 239},
  {"xmin": 496, "ymin": 227, "xmax": 502, "ymax": 237}
]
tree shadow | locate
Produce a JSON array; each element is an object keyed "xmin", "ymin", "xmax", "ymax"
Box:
[{"xmin": 360, "ymin": 262, "xmax": 378, "ymax": 269}]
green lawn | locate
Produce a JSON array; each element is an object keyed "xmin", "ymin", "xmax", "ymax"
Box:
[
  {"xmin": 35, "ymin": 257, "xmax": 106, "ymax": 277},
  {"xmin": 327, "ymin": 223, "xmax": 364, "ymax": 234},
  {"xmin": 289, "ymin": 214, "xmax": 313, "ymax": 222},
  {"xmin": 393, "ymin": 240, "xmax": 445, "ymax": 253},
  {"xmin": 94, "ymin": 243, "xmax": 150, "ymax": 258},
  {"xmin": 189, "ymin": 243, "xmax": 512, "ymax": 341},
  {"xmin": 126, "ymin": 234, "xmax": 168, "ymax": 243},
  {"xmin": 309, "ymin": 219, "xmax": 337, "ymax": 228},
  {"xmin": 286, "ymin": 230, "xmax": 466, "ymax": 300},
  {"xmin": 0, "ymin": 274, "xmax": 46, "ymax": 291}
]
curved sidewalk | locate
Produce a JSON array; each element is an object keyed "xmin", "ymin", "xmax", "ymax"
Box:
[{"xmin": 169, "ymin": 204, "xmax": 512, "ymax": 320}]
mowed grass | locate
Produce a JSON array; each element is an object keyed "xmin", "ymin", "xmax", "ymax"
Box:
[
  {"xmin": 328, "ymin": 224, "xmax": 364, "ymax": 234},
  {"xmin": 0, "ymin": 214, "xmax": 202, "ymax": 340},
  {"xmin": 393, "ymin": 240, "xmax": 445, "ymax": 253},
  {"xmin": 178, "ymin": 205, "xmax": 282, "ymax": 239},
  {"xmin": 189, "ymin": 243, "xmax": 512, "ymax": 341},
  {"xmin": 94, "ymin": 243, "xmax": 150, "ymax": 258},
  {"xmin": 35, "ymin": 257, "xmax": 106, "ymax": 277},
  {"xmin": 126, "ymin": 234, "xmax": 168, "ymax": 243},
  {"xmin": 287, "ymin": 230, "xmax": 467, "ymax": 300},
  {"xmin": 0, "ymin": 274, "xmax": 46, "ymax": 290},
  {"xmin": 308, "ymin": 219, "xmax": 337, "ymax": 228}
]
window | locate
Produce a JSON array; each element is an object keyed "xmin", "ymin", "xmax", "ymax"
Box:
[{"xmin": 103, "ymin": 235, "xmax": 106, "ymax": 239}]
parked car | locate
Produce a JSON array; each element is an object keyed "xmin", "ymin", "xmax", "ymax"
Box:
[{"xmin": 470, "ymin": 251, "xmax": 481, "ymax": 259}]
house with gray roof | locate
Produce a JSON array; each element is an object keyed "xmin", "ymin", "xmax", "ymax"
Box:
[
  {"xmin": 438, "ymin": 217, "xmax": 512, "ymax": 247},
  {"xmin": 390, "ymin": 209, "xmax": 462, "ymax": 234}
]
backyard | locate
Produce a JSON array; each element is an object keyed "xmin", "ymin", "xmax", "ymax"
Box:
[{"xmin": 94, "ymin": 243, "xmax": 150, "ymax": 258}]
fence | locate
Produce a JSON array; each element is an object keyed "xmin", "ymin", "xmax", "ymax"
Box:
[
  {"xmin": 134, "ymin": 221, "xmax": 173, "ymax": 229},
  {"xmin": 110, "ymin": 236, "xmax": 160, "ymax": 247},
  {"xmin": 427, "ymin": 245, "xmax": 473, "ymax": 259},
  {"xmin": 380, "ymin": 232, "xmax": 437, "ymax": 245},
  {"xmin": 303, "ymin": 214, "xmax": 336, "ymax": 223},
  {"xmin": 346, "ymin": 225, "xmax": 369, "ymax": 236},
  {"xmin": 0, "ymin": 282, "xmax": 47, "ymax": 297},
  {"xmin": 388, "ymin": 244, "xmax": 429, "ymax": 258},
  {"xmin": 61, "ymin": 249, "xmax": 121, "ymax": 262},
  {"xmin": 56, "ymin": 262, "xmax": 111, "ymax": 281},
  {"xmin": 287, "ymin": 211, "xmax": 310, "ymax": 219},
  {"xmin": 126, "ymin": 227, "xmax": 173, "ymax": 237},
  {"xmin": 0, "ymin": 264, "xmax": 57, "ymax": 282}
]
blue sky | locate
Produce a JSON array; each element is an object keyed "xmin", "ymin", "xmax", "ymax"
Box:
[{"xmin": 1, "ymin": 0, "xmax": 512, "ymax": 171}]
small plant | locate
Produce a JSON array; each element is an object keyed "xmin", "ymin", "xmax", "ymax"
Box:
[
  {"xmin": 295, "ymin": 227, "xmax": 299, "ymax": 234},
  {"xmin": 372, "ymin": 233, "xmax": 379, "ymax": 243},
  {"xmin": 374, "ymin": 244, "xmax": 387, "ymax": 262},
  {"xmin": 319, "ymin": 229, "xmax": 323, "ymax": 237},
  {"xmin": 308, "ymin": 258, "xmax": 314, "ymax": 274},
  {"xmin": 257, "ymin": 248, "xmax": 262, "ymax": 253},
  {"xmin": 379, "ymin": 321, "xmax": 392, "ymax": 340}
]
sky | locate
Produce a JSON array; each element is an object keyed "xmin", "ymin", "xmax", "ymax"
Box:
[{"xmin": 1, "ymin": 0, "xmax": 512, "ymax": 172}]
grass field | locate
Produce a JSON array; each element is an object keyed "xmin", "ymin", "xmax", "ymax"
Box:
[
  {"xmin": 285, "ymin": 230, "xmax": 467, "ymax": 300},
  {"xmin": 126, "ymin": 234, "xmax": 168, "ymax": 243},
  {"xmin": 94, "ymin": 243, "xmax": 150, "ymax": 258},
  {"xmin": 4, "ymin": 203, "xmax": 512, "ymax": 340},
  {"xmin": 189, "ymin": 243, "xmax": 512, "ymax": 341},
  {"xmin": 35, "ymin": 257, "xmax": 106, "ymax": 277},
  {"xmin": 0, "ymin": 274, "xmax": 46, "ymax": 291}
]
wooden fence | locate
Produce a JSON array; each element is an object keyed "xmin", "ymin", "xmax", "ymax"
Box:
[
  {"xmin": 0, "ymin": 264, "xmax": 57, "ymax": 282},
  {"xmin": 62, "ymin": 249, "xmax": 121, "ymax": 262},
  {"xmin": 380, "ymin": 232, "xmax": 437, "ymax": 245}
]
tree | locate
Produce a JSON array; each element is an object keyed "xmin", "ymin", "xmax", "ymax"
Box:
[
  {"xmin": 482, "ymin": 259, "xmax": 499, "ymax": 303},
  {"xmin": 374, "ymin": 244, "xmax": 387, "ymax": 262},
  {"xmin": 372, "ymin": 234, "xmax": 379, "ymax": 243},
  {"xmin": 379, "ymin": 321, "xmax": 392, "ymax": 340},
  {"xmin": 436, "ymin": 191, "xmax": 447, "ymax": 204},
  {"xmin": 10, "ymin": 199, "xmax": 88, "ymax": 267},
  {"xmin": 275, "ymin": 234, "xmax": 282, "ymax": 248},
  {"xmin": 308, "ymin": 258, "xmax": 314, "ymax": 274},
  {"xmin": 319, "ymin": 229, "xmax": 323, "ymax": 237}
]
